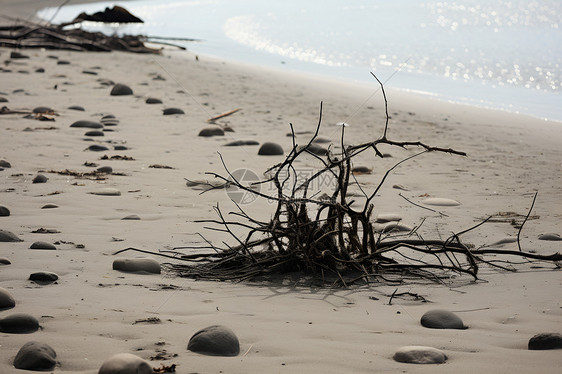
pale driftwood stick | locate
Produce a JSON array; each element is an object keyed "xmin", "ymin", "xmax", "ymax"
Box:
[{"xmin": 207, "ymin": 108, "xmax": 241, "ymax": 123}]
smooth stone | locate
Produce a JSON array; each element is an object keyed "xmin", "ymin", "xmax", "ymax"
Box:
[
  {"xmin": 41, "ymin": 203, "xmax": 59, "ymax": 209},
  {"xmin": 528, "ymin": 333, "xmax": 562, "ymax": 350},
  {"xmin": 32, "ymin": 174, "xmax": 48, "ymax": 183},
  {"xmin": 300, "ymin": 143, "xmax": 328, "ymax": 156},
  {"xmin": 420, "ymin": 309, "xmax": 467, "ymax": 329},
  {"xmin": 0, "ymin": 257, "xmax": 11, "ymax": 265},
  {"xmin": 68, "ymin": 105, "xmax": 85, "ymax": 111},
  {"xmin": 0, "ymin": 205, "xmax": 10, "ymax": 216},
  {"xmin": 101, "ymin": 120, "xmax": 119, "ymax": 127},
  {"xmin": 57, "ymin": 60, "xmax": 70, "ymax": 65},
  {"xmin": 374, "ymin": 213, "xmax": 402, "ymax": 223},
  {"xmin": 87, "ymin": 144, "xmax": 109, "ymax": 152},
  {"xmin": 0, "ymin": 229, "xmax": 23, "ymax": 242},
  {"xmin": 110, "ymin": 83, "xmax": 133, "ymax": 96},
  {"xmin": 10, "ymin": 51, "xmax": 29, "ymax": 59},
  {"xmin": 258, "ymin": 142, "xmax": 284, "ymax": 156},
  {"xmin": 98, "ymin": 353, "xmax": 152, "ymax": 374},
  {"xmin": 0, "ymin": 159, "xmax": 12, "ymax": 168},
  {"xmin": 422, "ymin": 198, "xmax": 461, "ymax": 206},
  {"xmin": 35, "ymin": 68, "xmax": 45, "ymax": 73},
  {"xmin": 30, "ymin": 241, "xmax": 57, "ymax": 250},
  {"xmin": 374, "ymin": 222, "xmax": 412, "ymax": 233},
  {"xmin": 312, "ymin": 137, "xmax": 331, "ymax": 144},
  {"xmin": 188, "ymin": 325, "xmax": 240, "ymax": 356},
  {"xmin": 114, "ymin": 145, "xmax": 128, "ymax": 150},
  {"xmin": 0, "ymin": 313, "xmax": 39, "ymax": 333},
  {"xmin": 538, "ymin": 233, "xmax": 562, "ymax": 241},
  {"xmin": 393, "ymin": 346, "xmax": 447, "ymax": 364},
  {"xmin": 82, "ymin": 70, "xmax": 98, "ymax": 75},
  {"xmin": 0, "ymin": 97, "xmax": 8, "ymax": 102},
  {"xmin": 112, "ymin": 258, "xmax": 161, "ymax": 274},
  {"xmin": 29, "ymin": 272, "xmax": 59, "ymax": 284},
  {"xmin": 90, "ymin": 188, "xmax": 121, "ymax": 196},
  {"xmin": 489, "ymin": 237, "xmax": 517, "ymax": 246},
  {"xmin": 146, "ymin": 97, "xmax": 163, "ymax": 104},
  {"xmin": 14, "ymin": 341, "xmax": 57, "ymax": 371},
  {"xmin": 97, "ymin": 166, "xmax": 113, "ymax": 174},
  {"xmin": 122, "ymin": 214, "xmax": 141, "ymax": 220},
  {"xmin": 0, "ymin": 287, "xmax": 16, "ymax": 309},
  {"xmin": 85, "ymin": 130, "xmax": 104, "ymax": 137},
  {"xmin": 32, "ymin": 106, "xmax": 54, "ymax": 114},
  {"xmin": 163, "ymin": 107, "xmax": 184, "ymax": 115},
  {"xmin": 199, "ymin": 127, "xmax": 225, "ymax": 137},
  {"xmin": 70, "ymin": 120, "xmax": 103, "ymax": 129},
  {"xmin": 224, "ymin": 140, "xmax": 259, "ymax": 146},
  {"xmin": 352, "ymin": 166, "xmax": 372, "ymax": 174}
]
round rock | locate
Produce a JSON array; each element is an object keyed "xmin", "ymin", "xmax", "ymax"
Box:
[
  {"xmin": 0, "ymin": 313, "xmax": 39, "ymax": 333},
  {"xmin": 224, "ymin": 140, "xmax": 259, "ymax": 146},
  {"xmin": 163, "ymin": 107, "xmax": 184, "ymax": 115},
  {"xmin": 32, "ymin": 174, "xmax": 48, "ymax": 183},
  {"xmin": 0, "ymin": 229, "xmax": 23, "ymax": 242},
  {"xmin": 0, "ymin": 287, "xmax": 16, "ymax": 309},
  {"xmin": 146, "ymin": 97, "xmax": 163, "ymax": 104},
  {"xmin": 30, "ymin": 241, "xmax": 57, "ymax": 250},
  {"xmin": 122, "ymin": 214, "xmax": 141, "ymax": 220},
  {"xmin": 14, "ymin": 341, "xmax": 57, "ymax": 371},
  {"xmin": 97, "ymin": 166, "xmax": 113, "ymax": 174},
  {"xmin": 98, "ymin": 353, "xmax": 152, "ymax": 374},
  {"xmin": 70, "ymin": 120, "xmax": 103, "ymax": 129},
  {"xmin": 420, "ymin": 309, "xmax": 467, "ymax": 330},
  {"xmin": 393, "ymin": 346, "xmax": 447, "ymax": 364},
  {"xmin": 0, "ymin": 205, "xmax": 10, "ymax": 216},
  {"xmin": 188, "ymin": 325, "xmax": 240, "ymax": 356},
  {"xmin": 110, "ymin": 83, "xmax": 133, "ymax": 96},
  {"xmin": 0, "ymin": 257, "xmax": 11, "ymax": 265},
  {"xmin": 528, "ymin": 333, "xmax": 562, "ymax": 350},
  {"xmin": 90, "ymin": 188, "xmax": 121, "ymax": 196},
  {"xmin": 85, "ymin": 130, "xmax": 104, "ymax": 137},
  {"xmin": 0, "ymin": 159, "xmax": 12, "ymax": 168},
  {"xmin": 87, "ymin": 144, "xmax": 109, "ymax": 152},
  {"xmin": 258, "ymin": 142, "xmax": 283, "ymax": 156},
  {"xmin": 32, "ymin": 106, "xmax": 54, "ymax": 114},
  {"xmin": 538, "ymin": 233, "xmax": 562, "ymax": 241},
  {"xmin": 113, "ymin": 258, "xmax": 161, "ymax": 274},
  {"xmin": 68, "ymin": 105, "xmax": 85, "ymax": 111},
  {"xmin": 29, "ymin": 271, "xmax": 59, "ymax": 284},
  {"xmin": 199, "ymin": 127, "xmax": 225, "ymax": 137},
  {"xmin": 41, "ymin": 203, "xmax": 59, "ymax": 209}
]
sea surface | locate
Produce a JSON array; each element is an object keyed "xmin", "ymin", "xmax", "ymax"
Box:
[{"xmin": 38, "ymin": 0, "xmax": 562, "ymax": 122}]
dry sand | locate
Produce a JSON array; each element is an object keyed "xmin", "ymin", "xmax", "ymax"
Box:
[{"xmin": 1, "ymin": 2, "xmax": 561, "ymax": 373}]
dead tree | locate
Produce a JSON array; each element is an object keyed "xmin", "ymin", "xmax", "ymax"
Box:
[{"xmin": 117, "ymin": 75, "xmax": 561, "ymax": 286}]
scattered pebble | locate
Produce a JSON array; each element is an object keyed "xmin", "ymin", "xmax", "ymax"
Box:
[
  {"xmin": 199, "ymin": 127, "xmax": 225, "ymax": 137},
  {"xmin": 0, "ymin": 287, "xmax": 16, "ymax": 309},
  {"xmin": 32, "ymin": 174, "xmax": 48, "ymax": 183},
  {"xmin": 0, "ymin": 97, "xmax": 8, "ymax": 102},
  {"xmin": 393, "ymin": 346, "xmax": 447, "ymax": 364},
  {"xmin": 0, "ymin": 205, "xmax": 10, "ymax": 216},
  {"xmin": 0, "ymin": 159, "xmax": 12, "ymax": 168},
  {"xmin": 312, "ymin": 137, "xmax": 331, "ymax": 144},
  {"xmin": 35, "ymin": 68, "xmax": 45, "ymax": 73},
  {"xmin": 0, "ymin": 257, "xmax": 11, "ymax": 265},
  {"xmin": 146, "ymin": 97, "xmax": 163, "ymax": 104},
  {"xmin": 489, "ymin": 237, "xmax": 517, "ymax": 246},
  {"xmin": 300, "ymin": 143, "xmax": 328, "ymax": 156},
  {"xmin": 70, "ymin": 120, "xmax": 103, "ymax": 129},
  {"xmin": 87, "ymin": 144, "xmax": 109, "ymax": 152},
  {"xmin": 352, "ymin": 166, "xmax": 372, "ymax": 174},
  {"xmin": 98, "ymin": 353, "xmax": 152, "ymax": 374},
  {"xmin": 420, "ymin": 309, "xmax": 467, "ymax": 329},
  {"xmin": 13, "ymin": 341, "xmax": 57, "ymax": 371},
  {"xmin": 84, "ymin": 130, "xmax": 104, "ymax": 137},
  {"xmin": 188, "ymin": 325, "xmax": 240, "ymax": 356},
  {"xmin": 528, "ymin": 332, "xmax": 562, "ymax": 350},
  {"xmin": 97, "ymin": 166, "xmax": 113, "ymax": 174},
  {"xmin": 29, "ymin": 271, "xmax": 59, "ymax": 284},
  {"xmin": 0, "ymin": 313, "xmax": 40, "ymax": 333},
  {"xmin": 422, "ymin": 198, "xmax": 461, "ymax": 206},
  {"xmin": 162, "ymin": 107, "xmax": 184, "ymax": 115},
  {"xmin": 101, "ymin": 114, "xmax": 116, "ymax": 120},
  {"xmin": 30, "ymin": 241, "xmax": 57, "ymax": 250},
  {"xmin": 67, "ymin": 105, "xmax": 85, "ymax": 111},
  {"xmin": 57, "ymin": 60, "xmax": 71, "ymax": 65},
  {"xmin": 41, "ymin": 203, "xmax": 59, "ymax": 209},
  {"xmin": 82, "ymin": 70, "xmax": 98, "ymax": 75},
  {"xmin": 90, "ymin": 188, "xmax": 121, "ymax": 196},
  {"xmin": 10, "ymin": 51, "xmax": 29, "ymax": 59},
  {"xmin": 374, "ymin": 213, "xmax": 402, "ymax": 223},
  {"xmin": 538, "ymin": 233, "xmax": 562, "ymax": 241},
  {"xmin": 32, "ymin": 106, "xmax": 54, "ymax": 114},
  {"xmin": 113, "ymin": 258, "xmax": 161, "ymax": 274},
  {"xmin": 113, "ymin": 145, "xmax": 128, "ymax": 150},
  {"xmin": 0, "ymin": 229, "xmax": 23, "ymax": 242},
  {"xmin": 374, "ymin": 222, "xmax": 412, "ymax": 233},
  {"xmin": 258, "ymin": 142, "xmax": 284, "ymax": 156},
  {"xmin": 122, "ymin": 214, "xmax": 141, "ymax": 220},
  {"xmin": 224, "ymin": 140, "xmax": 259, "ymax": 146},
  {"xmin": 110, "ymin": 83, "xmax": 133, "ymax": 96}
]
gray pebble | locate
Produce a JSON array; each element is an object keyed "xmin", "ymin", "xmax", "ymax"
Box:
[
  {"xmin": 110, "ymin": 83, "xmax": 133, "ymax": 96},
  {"xmin": 0, "ymin": 229, "xmax": 23, "ymax": 242},
  {"xmin": 32, "ymin": 174, "xmax": 48, "ymax": 183},
  {"xmin": 420, "ymin": 309, "xmax": 467, "ymax": 330},
  {"xmin": 0, "ymin": 313, "xmax": 39, "ymax": 333},
  {"xmin": 30, "ymin": 241, "xmax": 57, "ymax": 250},
  {"xmin": 188, "ymin": 325, "xmax": 240, "ymax": 356}
]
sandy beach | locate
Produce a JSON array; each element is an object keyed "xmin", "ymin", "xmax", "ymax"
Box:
[{"xmin": 1, "ymin": 1, "xmax": 562, "ymax": 373}]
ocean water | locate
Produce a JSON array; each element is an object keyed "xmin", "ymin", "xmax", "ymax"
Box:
[{"xmin": 38, "ymin": 0, "xmax": 562, "ymax": 121}]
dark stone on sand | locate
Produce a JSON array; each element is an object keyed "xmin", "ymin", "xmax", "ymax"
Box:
[
  {"xmin": 13, "ymin": 341, "xmax": 57, "ymax": 371},
  {"xmin": 122, "ymin": 214, "xmax": 141, "ymax": 220},
  {"xmin": 101, "ymin": 120, "xmax": 119, "ymax": 126},
  {"xmin": 41, "ymin": 204, "xmax": 59, "ymax": 209},
  {"xmin": 538, "ymin": 233, "xmax": 562, "ymax": 241},
  {"xmin": 224, "ymin": 140, "xmax": 260, "ymax": 146},
  {"xmin": 32, "ymin": 106, "xmax": 53, "ymax": 114},
  {"xmin": 82, "ymin": 70, "xmax": 98, "ymax": 75},
  {"xmin": 10, "ymin": 51, "xmax": 29, "ymax": 59},
  {"xmin": 188, "ymin": 325, "xmax": 240, "ymax": 357},
  {"xmin": 29, "ymin": 272, "xmax": 59, "ymax": 284},
  {"xmin": 74, "ymin": 5, "xmax": 144, "ymax": 23},
  {"xmin": 528, "ymin": 333, "xmax": 562, "ymax": 350},
  {"xmin": 32, "ymin": 174, "xmax": 48, "ymax": 183},
  {"xmin": 0, "ymin": 229, "xmax": 23, "ymax": 242},
  {"xmin": 87, "ymin": 144, "xmax": 109, "ymax": 152},
  {"xmin": 0, "ymin": 257, "xmax": 10, "ymax": 265},
  {"xmin": 0, "ymin": 159, "xmax": 12, "ymax": 168},
  {"xmin": 70, "ymin": 120, "xmax": 103, "ymax": 129},
  {"xmin": 352, "ymin": 166, "xmax": 371, "ymax": 174},
  {"xmin": 0, "ymin": 97, "xmax": 8, "ymax": 102},
  {"xmin": 312, "ymin": 137, "xmax": 331, "ymax": 144},
  {"xmin": 258, "ymin": 142, "xmax": 284, "ymax": 156},
  {"xmin": 114, "ymin": 145, "xmax": 128, "ymax": 150},
  {"xmin": 163, "ymin": 107, "xmax": 185, "ymax": 115},
  {"xmin": 420, "ymin": 309, "xmax": 467, "ymax": 330},
  {"xmin": 35, "ymin": 68, "xmax": 45, "ymax": 73},
  {"xmin": 300, "ymin": 143, "xmax": 328, "ymax": 156},
  {"xmin": 0, "ymin": 313, "xmax": 39, "ymax": 333},
  {"xmin": 0, "ymin": 287, "xmax": 16, "ymax": 309},
  {"xmin": 199, "ymin": 127, "xmax": 225, "ymax": 137},
  {"xmin": 0, "ymin": 205, "xmax": 10, "ymax": 216},
  {"xmin": 98, "ymin": 353, "xmax": 152, "ymax": 374},
  {"xmin": 57, "ymin": 60, "xmax": 71, "ymax": 65},
  {"xmin": 101, "ymin": 114, "xmax": 116, "ymax": 120},
  {"xmin": 393, "ymin": 346, "xmax": 447, "ymax": 364},
  {"xmin": 84, "ymin": 130, "xmax": 104, "ymax": 137},
  {"xmin": 146, "ymin": 97, "xmax": 163, "ymax": 104},
  {"xmin": 30, "ymin": 241, "xmax": 56, "ymax": 250},
  {"xmin": 97, "ymin": 166, "xmax": 113, "ymax": 174},
  {"xmin": 110, "ymin": 83, "xmax": 133, "ymax": 96},
  {"xmin": 68, "ymin": 105, "xmax": 85, "ymax": 111},
  {"xmin": 113, "ymin": 258, "xmax": 161, "ymax": 274}
]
